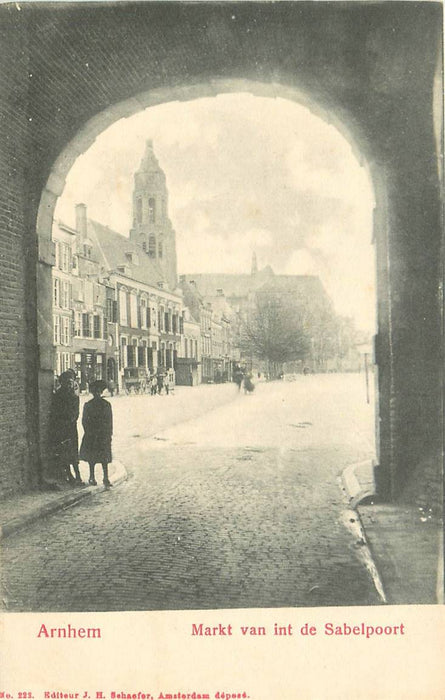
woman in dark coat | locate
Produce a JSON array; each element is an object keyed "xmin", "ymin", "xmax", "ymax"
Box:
[
  {"xmin": 79, "ymin": 380, "xmax": 113, "ymax": 487},
  {"xmin": 51, "ymin": 371, "xmax": 81, "ymax": 484}
]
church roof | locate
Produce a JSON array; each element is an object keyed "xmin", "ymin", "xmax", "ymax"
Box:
[
  {"xmin": 87, "ymin": 219, "xmax": 166, "ymax": 288},
  {"xmin": 181, "ymin": 270, "xmax": 331, "ymax": 310},
  {"xmin": 181, "ymin": 266, "xmax": 274, "ymax": 299},
  {"xmin": 256, "ymin": 274, "xmax": 332, "ymax": 308}
]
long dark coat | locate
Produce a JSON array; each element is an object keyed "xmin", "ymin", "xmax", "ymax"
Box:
[
  {"xmin": 51, "ymin": 387, "xmax": 79, "ymax": 465},
  {"xmin": 79, "ymin": 396, "xmax": 113, "ymax": 465}
]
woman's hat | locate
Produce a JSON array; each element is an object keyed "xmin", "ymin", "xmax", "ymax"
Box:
[{"xmin": 90, "ymin": 379, "xmax": 108, "ymax": 394}]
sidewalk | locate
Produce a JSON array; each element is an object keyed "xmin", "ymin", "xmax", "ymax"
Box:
[
  {"xmin": 0, "ymin": 460, "xmax": 127, "ymax": 539},
  {"xmin": 342, "ymin": 461, "xmax": 443, "ymax": 605},
  {"xmin": 0, "ymin": 383, "xmax": 237, "ymax": 540}
]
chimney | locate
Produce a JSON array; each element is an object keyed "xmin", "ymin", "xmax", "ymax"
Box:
[
  {"xmin": 75, "ymin": 203, "xmax": 87, "ymax": 239},
  {"xmin": 216, "ymin": 288, "xmax": 224, "ymax": 296}
]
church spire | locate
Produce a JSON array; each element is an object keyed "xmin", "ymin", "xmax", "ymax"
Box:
[
  {"xmin": 130, "ymin": 140, "xmax": 177, "ymax": 290},
  {"xmin": 251, "ymin": 251, "xmax": 258, "ymax": 276}
]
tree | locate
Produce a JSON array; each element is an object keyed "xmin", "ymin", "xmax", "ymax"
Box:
[{"xmin": 239, "ymin": 294, "xmax": 312, "ymax": 378}]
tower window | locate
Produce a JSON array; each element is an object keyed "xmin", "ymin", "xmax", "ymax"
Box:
[
  {"xmin": 148, "ymin": 235, "xmax": 156, "ymax": 258},
  {"xmin": 136, "ymin": 198, "xmax": 142, "ymax": 224},
  {"xmin": 148, "ymin": 197, "xmax": 156, "ymax": 223},
  {"xmin": 158, "ymin": 241, "xmax": 163, "ymax": 258}
]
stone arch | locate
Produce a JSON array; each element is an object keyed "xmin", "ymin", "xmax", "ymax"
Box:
[{"xmin": 1, "ymin": 3, "xmax": 439, "ymax": 504}]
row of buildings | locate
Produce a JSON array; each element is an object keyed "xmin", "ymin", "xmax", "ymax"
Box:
[
  {"xmin": 52, "ymin": 141, "xmax": 243, "ymax": 391},
  {"xmin": 52, "ymin": 140, "xmax": 363, "ymax": 392}
]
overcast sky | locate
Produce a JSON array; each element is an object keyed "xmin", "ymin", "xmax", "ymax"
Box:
[{"xmin": 55, "ymin": 93, "xmax": 376, "ymax": 332}]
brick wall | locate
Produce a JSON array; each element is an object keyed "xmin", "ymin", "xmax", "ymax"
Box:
[
  {"xmin": 0, "ymin": 2, "xmax": 442, "ymax": 503},
  {"xmin": 0, "ymin": 11, "xmax": 40, "ymax": 497}
]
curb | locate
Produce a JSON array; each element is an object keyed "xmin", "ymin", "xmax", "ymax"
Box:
[
  {"xmin": 340, "ymin": 460, "xmax": 387, "ymax": 604},
  {"xmin": 341, "ymin": 459, "xmax": 376, "ymax": 508},
  {"xmin": 0, "ymin": 460, "xmax": 127, "ymax": 540}
]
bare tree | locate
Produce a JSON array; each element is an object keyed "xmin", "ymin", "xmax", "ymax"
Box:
[{"xmin": 239, "ymin": 294, "xmax": 312, "ymax": 378}]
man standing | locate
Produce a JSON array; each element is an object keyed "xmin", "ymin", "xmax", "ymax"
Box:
[{"xmin": 51, "ymin": 371, "xmax": 82, "ymax": 485}]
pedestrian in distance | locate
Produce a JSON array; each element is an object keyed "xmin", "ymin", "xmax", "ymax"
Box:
[
  {"xmin": 50, "ymin": 370, "xmax": 82, "ymax": 485},
  {"xmin": 164, "ymin": 373, "xmax": 170, "ymax": 395},
  {"xmin": 234, "ymin": 369, "xmax": 244, "ymax": 392},
  {"xmin": 150, "ymin": 373, "xmax": 158, "ymax": 396},
  {"xmin": 243, "ymin": 373, "xmax": 255, "ymax": 394},
  {"xmin": 157, "ymin": 372, "xmax": 164, "ymax": 395},
  {"xmin": 79, "ymin": 379, "xmax": 113, "ymax": 488}
]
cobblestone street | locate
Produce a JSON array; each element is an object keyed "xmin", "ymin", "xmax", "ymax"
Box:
[{"xmin": 1, "ymin": 374, "xmax": 381, "ymax": 611}]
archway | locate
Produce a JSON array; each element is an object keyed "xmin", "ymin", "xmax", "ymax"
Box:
[{"xmin": 37, "ymin": 80, "xmax": 383, "ymax": 487}]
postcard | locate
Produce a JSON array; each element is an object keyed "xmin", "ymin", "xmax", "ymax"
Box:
[{"xmin": 0, "ymin": 2, "xmax": 443, "ymax": 698}]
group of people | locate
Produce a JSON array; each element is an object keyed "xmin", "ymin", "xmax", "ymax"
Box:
[
  {"xmin": 233, "ymin": 368, "xmax": 255, "ymax": 394},
  {"xmin": 51, "ymin": 370, "xmax": 113, "ymax": 488},
  {"xmin": 149, "ymin": 372, "xmax": 172, "ymax": 396}
]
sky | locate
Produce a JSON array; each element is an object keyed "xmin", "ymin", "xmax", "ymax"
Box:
[{"xmin": 54, "ymin": 93, "xmax": 376, "ymax": 332}]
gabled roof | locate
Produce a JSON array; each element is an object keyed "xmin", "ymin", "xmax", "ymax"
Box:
[
  {"xmin": 256, "ymin": 275, "xmax": 332, "ymax": 309},
  {"xmin": 87, "ymin": 219, "xmax": 166, "ymax": 289},
  {"xmin": 181, "ymin": 266, "xmax": 275, "ymax": 299}
]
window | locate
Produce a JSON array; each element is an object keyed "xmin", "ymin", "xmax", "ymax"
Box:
[
  {"xmin": 136, "ymin": 198, "xmax": 142, "ymax": 224},
  {"xmin": 82, "ymin": 313, "xmax": 92, "ymax": 338},
  {"xmin": 164, "ymin": 311, "xmax": 170, "ymax": 333},
  {"xmin": 179, "ymin": 314, "xmax": 184, "ymax": 334},
  {"xmin": 119, "ymin": 289, "xmax": 128, "ymax": 325},
  {"xmin": 130, "ymin": 294, "xmax": 138, "ymax": 328},
  {"xmin": 148, "ymin": 197, "xmax": 156, "ymax": 223},
  {"xmin": 142, "ymin": 241, "xmax": 147, "ymax": 252},
  {"xmin": 140, "ymin": 299, "xmax": 147, "ymax": 329},
  {"xmin": 53, "ymin": 316, "xmax": 61, "ymax": 345},
  {"xmin": 185, "ymin": 339, "xmax": 188, "ymax": 358},
  {"xmin": 172, "ymin": 314, "xmax": 177, "ymax": 334},
  {"xmin": 53, "ymin": 278, "xmax": 60, "ymax": 307},
  {"xmin": 137, "ymin": 347, "xmax": 145, "ymax": 367},
  {"xmin": 96, "ymin": 354, "xmax": 103, "ymax": 379},
  {"xmin": 148, "ymin": 235, "xmax": 156, "ymax": 258},
  {"xmin": 62, "ymin": 244, "xmax": 70, "ymax": 272},
  {"xmin": 62, "ymin": 281, "xmax": 70, "ymax": 309},
  {"xmin": 74, "ymin": 312, "xmax": 82, "ymax": 337},
  {"xmin": 158, "ymin": 241, "xmax": 163, "ymax": 258},
  {"xmin": 106, "ymin": 298, "xmax": 117, "ymax": 323},
  {"xmin": 127, "ymin": 345, "xmax": 136, "ymax": 368},
  {"xmin": 93, "ymin": 315, "xmax": 101, "ymax": 339},
  {"xmin": 61, "ymin": 352, "xmax": 70, "ymax": 372},
  {"xmin": 61, "ymin": 317, "xmax": 70, "ymax": 346}
]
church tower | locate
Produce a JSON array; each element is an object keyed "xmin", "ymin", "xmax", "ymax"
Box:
[{"xmin": 130, "ymin": 140, "xmax": 177, "ymax": 290}]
